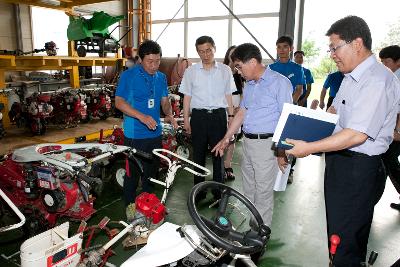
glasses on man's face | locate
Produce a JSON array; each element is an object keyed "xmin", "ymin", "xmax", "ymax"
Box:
[
  {"xmin": 234, "ymin": 60, "xmax": 252, "ymax": 72},
  {"xmin": 234, "ymin": 64, "xmax": 243, "ymax": 72},
  {"xmin": 198, "ymin": 48, "xmax": 213, "ymax": 55},
  {"xmin": 327, "ymin": 41, "xmax": 351, "ymax": 54}
]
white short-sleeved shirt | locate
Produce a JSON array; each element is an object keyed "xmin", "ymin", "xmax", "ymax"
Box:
[
  {"xmin": 332, "ymin": 55, "xmax": 400, "ymax": 155},
  {"xmin": 179, "ymin": 61, "xmax": 236, "ymax": 110}
]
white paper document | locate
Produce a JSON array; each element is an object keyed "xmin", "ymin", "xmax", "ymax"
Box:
[{"xmin": 274, "ymin": 163, "xmax": 291, "ymax": 191}]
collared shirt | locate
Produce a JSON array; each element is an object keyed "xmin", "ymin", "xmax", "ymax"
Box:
[
  {"xmin": 395, "ymin": 68, "xmax": 400, "ymax": 80},
  {"xmin": 269, "ymin": 60, "xmax": 305, "ymax": 92},
  {"xmin": 179, "ymin": 61, "xmax": 236, "ymax": 110},
  {"xmin": 240, "ymin": 67, "xmax": 293, "ymax": 134},
  {"xmin": 323, "ymin": 71, "xmax": 344, "ymax": 97},
  {"xmin": 116, "ymin": 64, "xmax": 168, "ymax": 139},
  {"xmin": 332, "ymin": 55, "xmax": 400, "ymax": 155}
]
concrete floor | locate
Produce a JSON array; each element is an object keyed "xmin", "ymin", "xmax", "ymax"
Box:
[
  {"xmin": 0, "ymin": 117, "xmax": 123, "ymax": 155},
  {"xmin": 1, "ymin": 125, "xmax": 400, "ymax": 266}
]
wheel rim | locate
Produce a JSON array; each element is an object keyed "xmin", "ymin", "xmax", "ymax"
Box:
[{"xmin": 115, "ymin": 168, "xmax": 126, "ymax": 187}]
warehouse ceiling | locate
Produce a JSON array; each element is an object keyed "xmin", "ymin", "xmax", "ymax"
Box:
[{"xmin": 1, "ymin": 0, "xmax": 115, "ymax": 10}]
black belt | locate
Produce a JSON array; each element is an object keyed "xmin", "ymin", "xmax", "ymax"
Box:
[
  {"xmin": 243, "ymin": 132, "xmax": 273, "ymax": 139},
  {"xmin": 332, "ymin": 149, "xmax": 372, "ymax": 158},
  {"xmin": 192, "ymin": 108, "xmax": 225, "ymax": 114}
]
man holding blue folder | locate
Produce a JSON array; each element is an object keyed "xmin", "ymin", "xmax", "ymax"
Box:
[
  {"xmin": 285, "ymin": 16, "xmax": 400, "ymax": 267},
  {"xmin": 212, "ymin": 43, "xmax": 292, "ymax": 227}
]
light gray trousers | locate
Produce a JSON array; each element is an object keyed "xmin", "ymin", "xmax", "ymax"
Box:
[{"xmin": 241, "ymin": 137, "xmax": 278, "ymax": 227}]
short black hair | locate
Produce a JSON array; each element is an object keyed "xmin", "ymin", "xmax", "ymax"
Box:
[
  {"xmin": 379, "ymin": 45, "xmax": 400, "ymax": 61},
  {"xmin": 195, "ymin": 36, "xmax": 215, "ymax": 49},
  {"xmin": 138, "ymin": 40, "xmax": 162, "ymax": 60},
  {"xmin": 223, "ymin": 45, "xmax": 236, "ymax": 65},
  {"xmin": 326, "ymin": 15, "xmax": 372, "ymax": 51},
  {"xmin": 230, "ymin": 43, "xmax": 262, "ymax": 64},
  {"xmin": 294, "ymin": 50, "xmax": 305, "ymax": 56},
  {"xmin": 276, "ymin": 35, "xmax": 293, "ymax": 46}
]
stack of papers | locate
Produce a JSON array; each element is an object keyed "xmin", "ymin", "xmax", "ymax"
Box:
[{"xmin": 272, "ymin": 103, "xmax": 339, "ymax": 150}]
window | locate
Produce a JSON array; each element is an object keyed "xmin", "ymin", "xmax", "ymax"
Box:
[
  {"xmin": 233, "ymin": 0, "xmax": 280, "ymax": 14},
  {"xmin": 153, "ymin": 22, "xmax": 185, "ymax": 57},
  {"xmin": 188, "ymin": 0, "xmax": 229, "ymax": 18},
  {"xmin": 31, "ymin": 7, "xmax": 69, "ymax": 56},
  {"xmin": 152, "ymin": 0, "xmax": 280, "ymax": 58},
  {"xmin": 187, "ymin": 20, "xmax": 228, "ymax": 58},
  {"xmin": 152, "ymin": 0, "xmax": 185, "ymax": 20},
  {"xmin": 232, "ymin": 17, "xmax": 279, "ymax": 61}
]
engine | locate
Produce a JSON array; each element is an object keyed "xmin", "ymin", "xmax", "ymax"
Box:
[{"xmin": 0, "ymin": 155, "xmax": 96, "ymax": 229}]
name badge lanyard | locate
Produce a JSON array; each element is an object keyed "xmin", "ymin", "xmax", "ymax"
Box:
[{"xmin": 140, "ymin": 68, "xmax": 156, "ymax": 109}]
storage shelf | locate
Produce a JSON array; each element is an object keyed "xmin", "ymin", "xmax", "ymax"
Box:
[{"xmin": 0, "ymin": 55, "xmax": 125, "ymax": 71}]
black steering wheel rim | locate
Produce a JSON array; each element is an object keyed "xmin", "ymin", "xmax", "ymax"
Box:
[{"xmin": 187, "ymin": 181, "xmax": 270, "ymax": 255}]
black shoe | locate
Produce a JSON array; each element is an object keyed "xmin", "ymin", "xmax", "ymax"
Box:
[
  {"xmin": 390, "ymin": 203, "xmax": 400, "ymax": 211},
  {"xmin": 224, "ymin": 167, "xmax": 236, "ymax": 181}
]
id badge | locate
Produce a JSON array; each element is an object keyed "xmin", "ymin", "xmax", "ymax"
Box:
[{"xmin": 148, "ymin": 98, "xmax": 155, "ymax": 108}]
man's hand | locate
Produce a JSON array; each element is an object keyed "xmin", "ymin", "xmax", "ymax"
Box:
[
  {"xmin": 140, "ymin": 114, "xmax": 157, "ymax": 130},
  {"xmin": 394, "ymin": 130, "xmax": 400, "ymax": 141},
  {"xmin": 327, "ymin": 106, "xmax": 336, "ymax": 114},
  {"xmin": 211, "ymin": 137, "xmax": 231, "ymax": 157},
  {"xmin": 277, "ymin": 155, "xmax": 288, "ymax": 172},
  {"xmin": 298, "ymin": 98, "xmax": 306, "ymax": 107},
  {"xmin": 285, "ymin": 139, "xmax": 311, "ymax": 158},
  {"xmin": 183, "ymin": 118, "xmax": 191, "ymax": 134},
  {"xmin": 165, "ymin": 115, "xmax": 179, "ymax": 129},
  {"xmin": 319, "ymin": 101, "xmax": 325, "ymax": 109}
]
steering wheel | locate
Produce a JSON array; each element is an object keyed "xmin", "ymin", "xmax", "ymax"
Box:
[{"xmin": 187, "ymin": 181, "xmax": 271, "ymax": 255}]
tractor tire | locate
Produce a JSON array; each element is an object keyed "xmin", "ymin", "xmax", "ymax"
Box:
[{"xmin": 77, "ymin": 46, "xmax": 87, "ymax": 57}]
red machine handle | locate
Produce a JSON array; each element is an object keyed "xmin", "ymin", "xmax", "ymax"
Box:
[{"xmin": 330, "ymin": 234, "xmax": 341, "ymax": 255}]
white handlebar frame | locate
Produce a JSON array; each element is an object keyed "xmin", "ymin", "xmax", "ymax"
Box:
[
  {"xmin": 0, "ymin": 188, "xmax": 26, "ymax": 232},
  {"xmin": 151, "ymin": 148, "xmax": 211, "ymax": 204},
  {"xmin": 152, "ymin": 148, "xmax": 210, "ymax": 177}
]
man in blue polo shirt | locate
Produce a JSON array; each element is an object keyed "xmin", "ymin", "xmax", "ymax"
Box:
[
  {"xmin": 294, "ymin": 50, "xmax": 314, "ymax": 107},
  {"xmin": 115, "ymin": 40, "xmax": 177, "ymax": 220},
  {"xmin": 269, "ymin": 36, "xmax": 304, "ymax": 104},
  {"xmin": 319, "ymin": 71, "xmax": 344, "ymax": 110}
]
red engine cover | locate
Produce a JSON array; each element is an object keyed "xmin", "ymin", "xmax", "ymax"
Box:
[{"xmin": 135, "ymin": 192, "xmax": 166, "ymax": 224}]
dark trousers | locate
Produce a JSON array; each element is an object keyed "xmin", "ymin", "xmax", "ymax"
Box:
[
  {"xmin": 382, "ymin": 140, "xmax": 400, "ymax": 194},
  {"xmin": 123, "ymin": 135, "xmax": 161, "ymax": 206},
  {"xmin": 190, "ymin": 108, "xmax": 227, "ymax": 187},
  {"xmin": 324, "ymin": 151, "xmax": 386, "ymax": 267}
]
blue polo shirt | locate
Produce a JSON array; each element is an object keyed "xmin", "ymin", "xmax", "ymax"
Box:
[
  {"xmin": 269, "ymin": 60, "xmax": 305, "ymax": 92},
  {"xmin": 116, "ymin": 64, "xmax": 168, "ymax": 139},
  {"xmin": 301, "ymin": 67, "xmax": 314, "ymax": 97},
  {"xmin": 323, "ymin": 71, "xmax": 344, "ymax": 97}
]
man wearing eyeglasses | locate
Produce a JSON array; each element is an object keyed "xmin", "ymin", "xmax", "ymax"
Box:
[
  {"xmin": 179, "ymin": 36, "xmax": 235, "ymax": 202},
  {"xmin": 285, "ymin": 16, "xmax": 400, "ymax": 266},
  {"xmin": 116, "ymin": 40, "xmax": 178, "ymax": 221},
  {"xmin": 212, "ymin": 43, "xmax": 292, "ymax": 228}
]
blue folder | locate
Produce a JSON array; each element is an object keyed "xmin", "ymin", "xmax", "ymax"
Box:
[{"xmin": 277, "ymin": 113, "xmax": 336, "ymax": 150}]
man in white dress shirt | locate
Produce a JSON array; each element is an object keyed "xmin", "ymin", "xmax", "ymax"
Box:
[{"xmin": 179, "ymin": 36, "xmax": 235, "ymax": 201}]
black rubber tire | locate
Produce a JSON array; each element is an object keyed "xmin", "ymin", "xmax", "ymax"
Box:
[{"xmin": 77, "ymin": 46, "xmax": 87, "ymax": 57}]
